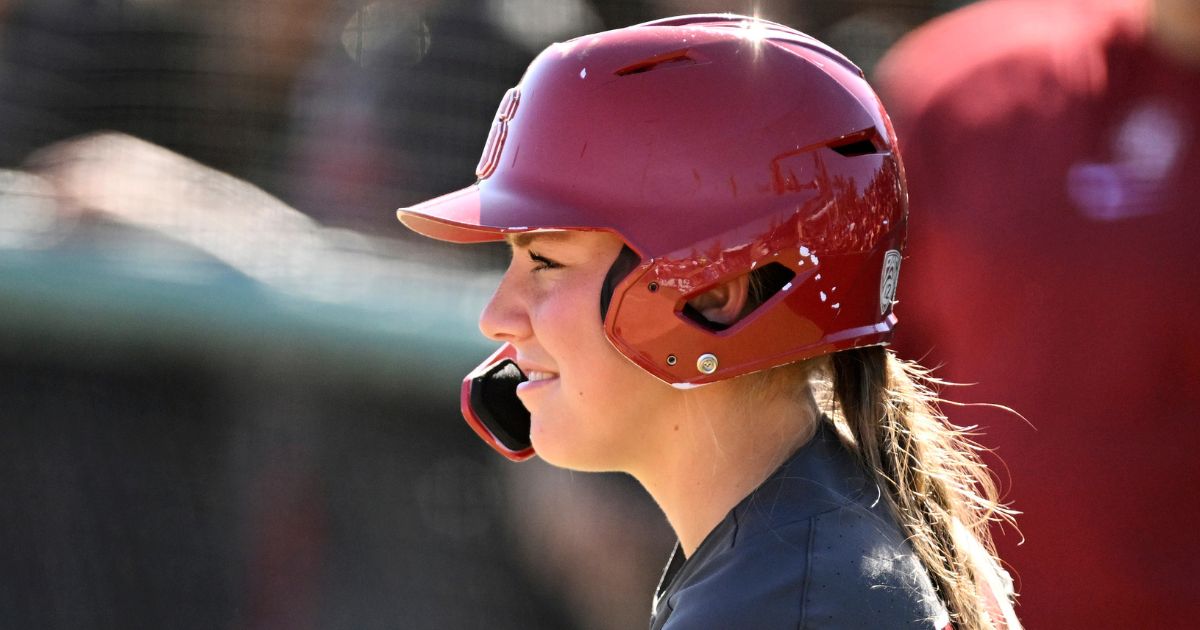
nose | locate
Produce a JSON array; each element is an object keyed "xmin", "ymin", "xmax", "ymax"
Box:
[{"xmin": 478, "ymin": 268, "xmax": 531, "ymax": 343}]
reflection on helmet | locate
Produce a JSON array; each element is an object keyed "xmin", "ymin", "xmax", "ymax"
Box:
[{"xmin": 398, "ymin": 13, "xmax": 907, "ymax": 387}]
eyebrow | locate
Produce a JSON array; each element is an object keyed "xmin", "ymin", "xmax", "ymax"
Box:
[{"xmin": 505, "ymin": 231, "xmax": 573, "ymax": 248}]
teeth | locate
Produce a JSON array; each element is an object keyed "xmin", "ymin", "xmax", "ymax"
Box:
[{"xmin": 526, "ymin": 371, "xmax": 557, "ymax": 382}]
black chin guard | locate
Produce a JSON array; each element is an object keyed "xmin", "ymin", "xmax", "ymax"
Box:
[{"xmin": 462, "ymin": 345, "xmax": 534, "ymax": 460}]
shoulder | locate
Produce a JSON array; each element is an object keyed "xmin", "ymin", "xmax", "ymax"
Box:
[
  {"xmin": 876, "ymin": 0, "xmax": 1146, "ymax": 128},
  {"xmin": 663, "ymin": 502, "xmax": 948, "ymax": 629},
  {"xmin": 800, "ymin": 504, "xmax": 949, "ymax": 628}
]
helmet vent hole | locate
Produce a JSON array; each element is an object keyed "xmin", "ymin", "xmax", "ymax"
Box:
[
  {"xmin": 829, "ymin": 130, "xmax": 884, "ymax": 157},
  {"xmin": 681, "ymin": 262, "xmax": 795, "ymax": 332},
  {"xmin": 615, "ymin": 49, "xmax": 697, "ymax": 76}
]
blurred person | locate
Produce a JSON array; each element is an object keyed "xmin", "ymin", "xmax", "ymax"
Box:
[
  {"xmin": 876, "ymin": 0, "xmax": 1200, "ymax": 627},
  {"xmin": 396, "ymin": 15, "xmax": 1020, "ymax": 629},
  {"xmin": 0, "ymin": 0, "xmax": 333, "ymax": 210},
  {"xmin": 188, "ymin": 0, "xmax": 336, "ymax": 194},
  {"xmin": 285, "ymin": 0, "xmax": 529, "ymax": 238}
]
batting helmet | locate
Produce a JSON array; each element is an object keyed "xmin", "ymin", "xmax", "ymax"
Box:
[{"xmin": 398, "ymin": 14, "xmax": 907, "ymax": 459}]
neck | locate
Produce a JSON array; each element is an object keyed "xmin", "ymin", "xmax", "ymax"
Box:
[{"xmin": 629, "ymin": 381, "xmax": 819, "ymax": 556}]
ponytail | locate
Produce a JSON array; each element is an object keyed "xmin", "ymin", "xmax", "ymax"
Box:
[{"xmin": 827, "ymin": 346, "xmax": 1016, "ymax": 630}]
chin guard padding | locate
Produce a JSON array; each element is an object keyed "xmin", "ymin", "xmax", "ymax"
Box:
[
  {"xmin": 600, "ymin": 245, "xmax": 641, "ymax": 321},
  {"xmin": 461, "ymin": 343, "xmax": 535, "ymax": 461}
]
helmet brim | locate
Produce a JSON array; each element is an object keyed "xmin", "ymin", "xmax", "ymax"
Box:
[
  {"xmin": 396, "ymin": 185, "xmax": 508, "ymax": 244},
  {"xmin": 398, "ymin": 182, "xmax": 618, "ymax": 247}
]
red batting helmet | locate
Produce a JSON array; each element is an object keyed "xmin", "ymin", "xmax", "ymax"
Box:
[{"xmin": 398, "ymin": 14, "xmax": 907, "ymax": 457}]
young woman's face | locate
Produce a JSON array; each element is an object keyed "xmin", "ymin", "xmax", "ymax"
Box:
[{"xmin": 479, "ymin": 231, "xmax": 675, "ymax": 471}]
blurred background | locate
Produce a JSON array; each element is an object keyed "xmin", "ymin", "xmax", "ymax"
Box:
[{"xmin": 1, "ymin": 0, "xmax": 1195, "ymax": 628}]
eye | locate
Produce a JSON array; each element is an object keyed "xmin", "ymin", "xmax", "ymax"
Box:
[{"xmin": 528, "ymin": 250, "xmax": 562, "ymax": 272}]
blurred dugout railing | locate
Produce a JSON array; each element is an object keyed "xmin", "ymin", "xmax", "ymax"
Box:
[
  {"xmin": 0, "ymin": 1, "xmax": 971, "ymax": 629},
  {"xmin": 0, "ymin": 134, "xmax": 561, "ymax": 629}
]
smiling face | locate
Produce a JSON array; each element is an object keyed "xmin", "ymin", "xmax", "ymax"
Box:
[{"xmin": 478, "ymin": 231, "xmax": 677, "ymax": 471}]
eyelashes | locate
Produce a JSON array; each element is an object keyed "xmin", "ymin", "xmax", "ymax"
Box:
[{"xmin": 528, "ymin": 250, "xmax": 562, "ymax": 272}]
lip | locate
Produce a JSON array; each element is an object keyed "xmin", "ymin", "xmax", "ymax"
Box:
[
  {"xmin": 516, "ymin": 374, "xmax": 558, "ymax": 398},
  {"xmin": 513, "ymin": 355, "xmax": 558, "ymax": 397},
  {"xmin": 515, "ymin": 361, "xmax": 559, "ymax": 397}
]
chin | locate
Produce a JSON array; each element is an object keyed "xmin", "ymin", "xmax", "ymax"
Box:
[{"xmin": 529, "ymin": 415, "xmax": 615, "ymax": 473}]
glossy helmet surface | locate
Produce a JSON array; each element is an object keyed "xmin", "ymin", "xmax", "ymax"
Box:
[{"xmin": 398, "ymin": 14, "xmax": 907, "ymax": 387}]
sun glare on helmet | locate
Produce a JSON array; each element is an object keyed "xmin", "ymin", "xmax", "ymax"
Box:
[{"xmin": 739, "ymin": 14, "xmax": 771, "ymax": 58}]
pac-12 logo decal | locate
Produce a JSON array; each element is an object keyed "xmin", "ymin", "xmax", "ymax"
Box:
[
  {"xmin": 475, "ymin": 87, "xmax": 520, "ymax": 180},
  {"xmin": 880, "ymin": 249, "xmax": 901, "ymax": 314}
]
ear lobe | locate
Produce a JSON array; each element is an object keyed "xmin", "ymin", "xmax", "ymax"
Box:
[{"xmin": 687, "ymin": 274, "xmax": 751, "ymax": 326}]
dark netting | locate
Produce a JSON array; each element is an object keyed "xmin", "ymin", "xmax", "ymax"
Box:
[{"xmin": 0, "ymin": 1, "xmax": 975, "ymax": 628}]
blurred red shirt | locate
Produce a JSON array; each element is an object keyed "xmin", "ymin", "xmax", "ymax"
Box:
[{"xmin": 877, "ymin": 0, "xmax": 1200, "ymax": 627}]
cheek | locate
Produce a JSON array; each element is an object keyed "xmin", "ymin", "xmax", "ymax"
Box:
[
  {"xmin": 575, "ymin": 345, "xmax": 646, "ymax": 403},
  {"xmin": 547, "ymin": 295, "xmax": 637, "ymax": 402},
  {"xmin": 533, "ymin": 359, "xmax": 660, "ymax": 471},
  {"xmin": 560, "ymin": 351, "xmax": 624, "ymax": 419},
  {"xmin": 551, "ymin": 317, "xmax": 624, "ymax": 407},
  {"xmin": 564, "ymin": 339, "xmax": 668, "ymax": 436},
  {"xmin": 529, "ymin": 293, "xmax": 668, "ymax": 468}
]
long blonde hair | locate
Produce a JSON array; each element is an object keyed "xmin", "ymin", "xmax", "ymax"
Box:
[{"xmin": 815, "ymin": 346, "xmax": 1018, "ymax": 630}]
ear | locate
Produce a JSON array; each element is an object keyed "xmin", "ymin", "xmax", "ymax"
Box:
[{"xmin": 686, "ymin": 274, "xmax": 751, "ymax": 326}]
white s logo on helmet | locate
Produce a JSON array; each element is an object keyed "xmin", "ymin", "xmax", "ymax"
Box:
[{"xmin": 476, "ymin": 87, "xmax": 520, "ymax": 180}]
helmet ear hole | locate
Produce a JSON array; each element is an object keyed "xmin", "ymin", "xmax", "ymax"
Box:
[
  {"xmin": 747, "ymin": 262, "xmax": 797, "ymax": 310},
  {"xmin": 681, "ymin": 262, "xmax": 796, "ymax": 331}
]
